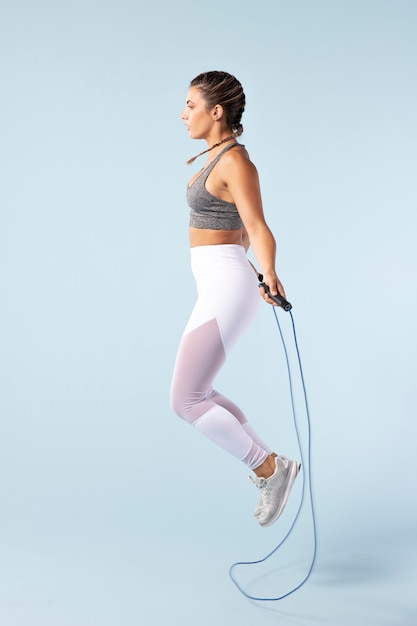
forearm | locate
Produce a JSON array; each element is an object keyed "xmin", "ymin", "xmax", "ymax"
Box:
[
  {"xmin": 248, "ymin": 224, "xmax": 277, "ymax": 279},
  {"xmin": 247, "ymin": 224, "xmax": 286, "ymax": 299}
]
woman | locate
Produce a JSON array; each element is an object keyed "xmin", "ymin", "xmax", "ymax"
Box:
[{"xmin": 170, "ymin": 71, "xmax": 300, "ymax": 528}]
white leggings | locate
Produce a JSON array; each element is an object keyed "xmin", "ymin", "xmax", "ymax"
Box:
[{"xmin": 170, "ymin": 244, "xmax": 272, "ymax": 470}]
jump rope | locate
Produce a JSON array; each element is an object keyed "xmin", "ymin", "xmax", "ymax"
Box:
[{"xmin": 228, "ymin": 275, "xmax": 317, "ymax": 601}]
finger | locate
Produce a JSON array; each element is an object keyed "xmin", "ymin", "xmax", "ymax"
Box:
[
  {"xmin": 260, "ymin": 284, "xmax": 279, "ymax": 306},
  {"xmin": 267, "ymin": 283, "xmax": 280, "ymax": 298},
  {"xmin": 265, "ymin": 291, "xmax": 280, "ymax": 306},
  {"xmin": 276, "ymin": 281, "xmax": 286, "ymax": 299}
]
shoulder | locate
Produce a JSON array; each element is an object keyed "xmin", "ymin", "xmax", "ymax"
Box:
[
  {"xmin": 225, "ymin": 143, "xmax": 251, "ymax": 163},
  {"xmin": 220, "ymin": 144, "xmax": 259, "ymax": 180}
]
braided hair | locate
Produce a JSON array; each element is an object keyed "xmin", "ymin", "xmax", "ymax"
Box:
[{"xmin": 186, "ymin": 71, "xmax": 246, "ymax": 165}]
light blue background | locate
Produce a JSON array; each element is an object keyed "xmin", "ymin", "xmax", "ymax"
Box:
[{"xmin": 1, "ymin": 1, "xmax": 416, "ymax": 624}]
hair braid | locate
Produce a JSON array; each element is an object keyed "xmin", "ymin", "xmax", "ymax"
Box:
[{"xmin": 186, "ymin": 132, "xmax": 240, "ymax": 166}]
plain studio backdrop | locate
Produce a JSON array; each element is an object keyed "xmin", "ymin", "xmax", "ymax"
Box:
[{"xmin": 0, "ymin": 1, "xmax": 416, "ymax": 624}]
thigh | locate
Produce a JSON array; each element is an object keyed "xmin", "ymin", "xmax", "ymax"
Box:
[
  {"xmin": 184, "ymin": 250, "xmax": 260, "ymax": 354},
  {"xmin": 170, "ymin": 317, "xmax": 225, "ymax": 423}
]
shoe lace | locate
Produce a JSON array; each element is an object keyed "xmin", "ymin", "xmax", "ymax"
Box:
[
  {"xmin": 249, "ymin": 475, "xmax": 264, "ymax": 488},
  {"xmin": 249, "ymin": 475, "xmax": 271, "ymax": 504}
]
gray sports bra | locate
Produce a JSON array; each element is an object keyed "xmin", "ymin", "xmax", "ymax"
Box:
[{"xmin": 187, "ymin": 143, "xmax": 243, "ymax": 230}]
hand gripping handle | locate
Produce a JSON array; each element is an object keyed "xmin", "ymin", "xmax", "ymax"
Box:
[{"xmin": 259, "ymin": 282, "xmax": 292, "ymax": 311}]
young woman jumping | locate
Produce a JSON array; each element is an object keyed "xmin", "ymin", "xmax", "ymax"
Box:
[{"xmin": 170, "ymin": 71, "xmax": 300, "ymax": 528}]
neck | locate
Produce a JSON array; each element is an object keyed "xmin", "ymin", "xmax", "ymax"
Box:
[
  {"xmin": 209, "ymin": 133, "xmax": 237, "ymax": 148},
  {"xmin": 186, "ymin": 132, "xmax": 238, "ymax": 166}
]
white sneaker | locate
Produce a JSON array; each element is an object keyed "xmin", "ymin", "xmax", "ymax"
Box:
[{"xmin": 252, "ymin": 455, "xmax": 301, "ymax": 527}]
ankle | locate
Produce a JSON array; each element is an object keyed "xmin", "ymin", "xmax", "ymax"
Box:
[{"xmin": 253, "ymin": 454, "xmax": 277, "ymax": 479}]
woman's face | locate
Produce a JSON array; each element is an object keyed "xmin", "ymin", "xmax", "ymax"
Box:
[{"xmin": 181, "ymin": 86, "xmax": 215, "ymax": 140}]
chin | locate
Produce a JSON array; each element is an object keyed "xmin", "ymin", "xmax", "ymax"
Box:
[{"xmin": 189, "ymin": 130, "xmax": 204, "ymax": 140}]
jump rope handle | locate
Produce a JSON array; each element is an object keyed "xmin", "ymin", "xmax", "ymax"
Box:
[{"xmin": 258, "ymin": 280, "xmax": 292, "ymax": 311}]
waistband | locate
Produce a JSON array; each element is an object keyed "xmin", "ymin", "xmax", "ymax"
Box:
[
  {"xmin": 190, "ymin": 244, "xmax": 246, "ymax": 259},
  {"xmin": 190, "ymin": 244, "xmax": 253, "ymax": 275}
]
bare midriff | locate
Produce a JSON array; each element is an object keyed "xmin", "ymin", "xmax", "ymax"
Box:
[{"xmin": 189, "ymin": 227, "xmax": 244, "ymax": 248}]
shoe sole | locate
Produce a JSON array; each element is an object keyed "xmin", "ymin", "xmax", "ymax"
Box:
[{"xmin": 259, "ymin": 461, "xmax": 301, "ymax": 528}]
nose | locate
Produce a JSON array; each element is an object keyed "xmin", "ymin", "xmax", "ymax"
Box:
[{"xmin": 181, "ymin": 108, "xmax": 188, "ymax": 120}]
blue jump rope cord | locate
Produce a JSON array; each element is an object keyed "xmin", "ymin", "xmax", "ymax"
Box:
[{"xmin": 228, "ymin": 308, "xmax": 317, "ymax": 601}]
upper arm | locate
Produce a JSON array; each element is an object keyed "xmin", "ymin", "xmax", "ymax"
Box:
[{"xmin": 222, "ymin": 151, "xmax": 267, "ymax": 234}]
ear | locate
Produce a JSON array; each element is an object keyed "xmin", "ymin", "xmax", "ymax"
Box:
[{"xmin": 212, "ymin": 104, "xmax": 224, "ymax": 121}]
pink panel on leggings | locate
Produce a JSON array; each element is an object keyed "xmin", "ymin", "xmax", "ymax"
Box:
[{"xmin": 170, "ymin": 318, "xmax": 226, "ymax": 424}]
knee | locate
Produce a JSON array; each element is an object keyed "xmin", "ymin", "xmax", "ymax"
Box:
[
  {"xmin": 170, "ymin": 383, "xmax": 206, "ymax": 425},
  {"xmin": 170, "ymin": 392, "xmax": 184, "ymax": 420},
  {"xmin": 170, "ymin": 383, "xmax": 188, "ymax": 421}
]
